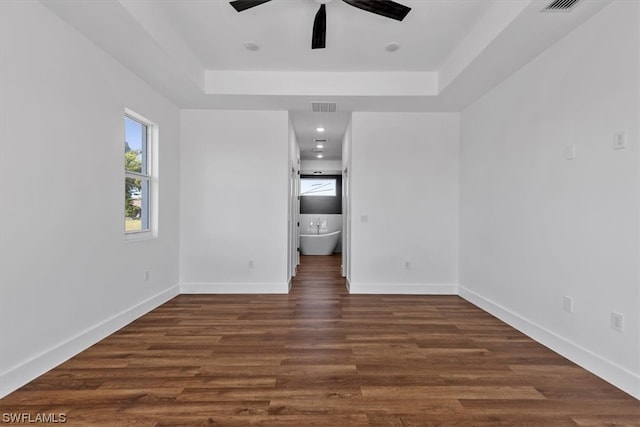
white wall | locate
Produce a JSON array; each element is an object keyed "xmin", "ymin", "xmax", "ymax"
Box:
[
  {"xmin": 349, "ymin": 113, "xmax": 460, "ymax": 294},
  {"xmin": 0, "ymin": 1, "xmax": 181, "ymax": 397},
  {"xmin": 459, "ymin": 1, "xmax": 640, "ymax": 398},
  {"xmin": 179, "ymin": 110, "xmax": 290, "ymax": 293},
  {"xmin": 288, "ymin": 117, "xmax": 300, "ymax": 280},
  {"xmin": 342, "ymin": 120, "xmax": 353, "ymax": 280},
  {"xmin": 301, "ymin": 160, "xmax": 342, "ymax": 175}
]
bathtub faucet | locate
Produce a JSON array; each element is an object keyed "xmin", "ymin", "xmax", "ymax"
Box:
[{"xmin": 316, "ymin": 218, "xmax": 321, "ymax": 234}]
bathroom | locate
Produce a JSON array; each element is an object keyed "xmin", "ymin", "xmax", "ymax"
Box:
[{"xmin": 299, "ymin": 172, "xmax": 342, "ymax": 256}]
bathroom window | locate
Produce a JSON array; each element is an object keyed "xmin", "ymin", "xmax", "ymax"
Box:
[
  {"xmin": 124, "ymin": 111, "xmax": 155, "ymax": 236},
  {"xmin": 301, "ymin": 178, "xmax": 336, "ymax": 196},
  {"xmin": 300, "ymin": 175, "xmax": 342, "ymax": 214}
]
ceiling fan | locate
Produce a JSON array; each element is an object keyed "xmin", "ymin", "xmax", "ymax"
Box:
[{"xmin": 229, "ymin": 0, "xmax": 411, "ymax": 49}]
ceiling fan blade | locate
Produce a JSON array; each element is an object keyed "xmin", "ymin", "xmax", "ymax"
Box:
[
  {"xmin": 312, "ymin": 4, "xmax": 326, "ymax": 49},
  {"xmin": 342, "ymin": 0, "xmax": 411, "ymax": 21},
  {"xmin": 229, "ymin": 0, "xmax": 272, "ymax": 12}
]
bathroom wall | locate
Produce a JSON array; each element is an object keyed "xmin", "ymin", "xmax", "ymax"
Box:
[
  {"xmin": 300, "ymin": 215, "xmax": 342, "ymax": 234},
  {"xmin": 459, "ymin": 0, "xmax": 639, "ymax": 398},
  {"xmin": 300, "ymin": 174, "xmax": 342, "ymax": 215}
]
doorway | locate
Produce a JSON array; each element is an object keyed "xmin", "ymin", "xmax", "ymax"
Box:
[{"xmin": 288, "ymin": 110, "xmax": 351, "ymax": 289}]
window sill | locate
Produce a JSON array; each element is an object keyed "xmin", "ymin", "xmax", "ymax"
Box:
[{"xmin": 125, "ymin": 231, "xmax": 157, "ymax": 242}]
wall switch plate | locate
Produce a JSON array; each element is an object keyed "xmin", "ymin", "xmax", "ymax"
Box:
[
  {"xmin": 611, "ymin": 312, "xmax": 624, "ymax": 332},
  {"xmin": 562, "ymin": 296, "xmax": 573, "ymax": 313},
  {"xmin": 144, "ymin": 270, "xmax": 150, "ymax": 282},
  {"xmin": 565, "ymin": 144, "xmax": 576, "ymax": 160},
  {"xmin": 360, "ymin": 215, "xmax": 369, "ymax": 223},
  {"xmin": 613, "ymin": 131, "xmax": 627, "ymax": 150},
  {"xmin": 248, "ymin": 260, "xmax": 254, "ymax": 269}
]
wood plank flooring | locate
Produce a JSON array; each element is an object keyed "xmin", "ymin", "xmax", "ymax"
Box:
[{"xmin": 1, "ymin": 254, "xmax": 638, "ymax": 426}]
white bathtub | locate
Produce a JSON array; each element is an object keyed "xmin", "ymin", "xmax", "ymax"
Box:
[{"xmin": 300, "ymin": 231, "xmax": 341, "ymax": 255}]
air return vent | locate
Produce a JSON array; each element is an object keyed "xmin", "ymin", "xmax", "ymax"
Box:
[
  {"xmin": 311, "ymin": 102, "xmax": 338, "ymax": 113},
  {"xmin": 543, "ymin": 0, "xmax": 581, "ymax": 11}
]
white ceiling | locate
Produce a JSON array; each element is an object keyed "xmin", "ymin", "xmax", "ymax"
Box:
[
  {"xmin": 41, "ymin": 0, "xmax": 613, "ymax": 160},
  {"xmin": 290, "ymin": 110, "xmax": 351, "ymax": 161},
  {"xmin": 158, "ymin": 0, "xmax": 492, "ymax": 72}
]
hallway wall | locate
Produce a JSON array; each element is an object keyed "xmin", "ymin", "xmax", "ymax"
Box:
[
  {"xmin": 349, "ymin": 113, "xmax": 460, "ymax": 294},
  {"xmin": 179, "ymin": 110, "xmax": 290, "ymax": 293}
]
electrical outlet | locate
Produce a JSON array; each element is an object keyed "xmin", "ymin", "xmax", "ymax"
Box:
[
  {"xmin": 248, "ymin": 260, "xmax": 254, "ymax": 269},
  {"xmin": 611, "ymin": 312, "xmax": 624, "ymax": 332},
  {"xmin": 613, "ymin": 131, "xmax": 627, "ymax": 150},
  {"xmin": 404, "ymin": 261, "xmax": 410, "ymax": 270},
  {"xmin": 562, "ymin": 296, "xmax": 573, "ymax": 313},
  {"xmin": 565, "ymin": 144, "xmax": 576, "ymax": 160}
]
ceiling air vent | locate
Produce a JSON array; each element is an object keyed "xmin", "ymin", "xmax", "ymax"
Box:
[
  {"xmin": 543, "ymin": 0, "xmax": 581, "ymax": 12},
  {"xmin": 311, "ymin": 102, "xmax": 338, "ymax": 113}
]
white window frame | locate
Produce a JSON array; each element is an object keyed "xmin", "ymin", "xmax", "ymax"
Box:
[{"xmin": 125, "ymin": 109, "xmax": 157, "ymax": 240}]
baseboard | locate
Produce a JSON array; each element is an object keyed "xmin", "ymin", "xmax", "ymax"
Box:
[
  {"xmin": 180, "ymin": 282, "xmax": 289, "ymax": 294},
  {"xmin": 458, "ymin": 286, "xmax": 640, "ymax": 400},
  {"xmin": 0, "ymin": 285, "xmax": 179, "ymax": 399},
  {"xmin": 348, "ymin": 282, "xmax": 458, "ymax": 295}
]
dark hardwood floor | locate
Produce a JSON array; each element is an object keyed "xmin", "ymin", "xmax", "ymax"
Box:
[{"xmin": 1, "ymin": 254, "xmax": 638, "ymax": 426}]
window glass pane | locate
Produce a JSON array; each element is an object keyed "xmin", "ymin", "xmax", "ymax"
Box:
[
  {"xmin": 125, "ymin": 116, "xmax": 147, "ymax": 174},
  {"xmin": 125, "ymin": 178, "xmax": 149, "ymax": 232},
  {"xmin": 125, "ymin": 177, "xmax": 142, "ymax": 232},
  {"xmin": 300, "ymin": 178, "xmax": 336, "ymax": 196}
]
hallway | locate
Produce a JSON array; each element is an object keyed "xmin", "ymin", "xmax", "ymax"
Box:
[{"xmin": 1, "ymin": 255, "xmax": 638, "ymax": 425}]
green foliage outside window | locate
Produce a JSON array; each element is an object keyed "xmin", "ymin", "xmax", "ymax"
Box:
[{"xmin": 125, "ymin": 141, "xmax": 142, "ymax": 221}]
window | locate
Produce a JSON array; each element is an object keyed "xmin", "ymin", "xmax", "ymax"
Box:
[
  {"xmin": 300, "ymin": 178, "xmax": 336, "ymax": 196},
  {"xmin": 300, "ymin": 175, "xmax": 342, "ymax": 214},
  {"xmin": 124, "ymin": 113, "xmax": 152, "ymax": 234}
]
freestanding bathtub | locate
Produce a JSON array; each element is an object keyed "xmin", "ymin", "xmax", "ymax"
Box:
[{"xmin": 300, "ymin": 230, "xmax": 341, "ymax": 255}]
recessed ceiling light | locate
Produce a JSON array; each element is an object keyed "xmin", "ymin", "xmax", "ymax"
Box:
[
  {"xmin": 243, "ymin": 41, "xmax": 260, "ymax": 51},
  {"xmin": 313, "ymin": 171, "xmax": 323, "ymax": 175},
  {"xmin": 317, "ymin": 154, "xmax": 324, "ymax": 159},
  {"xmin": 316, "ymin": 143, "xmax": 324, "ymax": 149},
  {"xmin": 316, "ymin": 127, "xmax": 325, "ymax": 132},
  {"xmin": 385, "ymin": 42, "xmax": 400, "ymax": 52}
]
